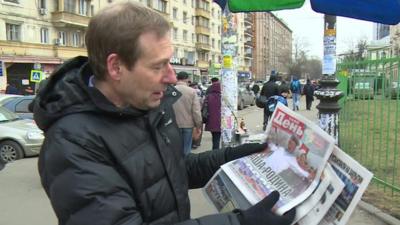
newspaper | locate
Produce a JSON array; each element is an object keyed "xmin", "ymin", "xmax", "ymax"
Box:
[
  {"xmin": 221, "ymin": 103, "xmax": 335, "ymax": 214},
  {"xmin": 295, "ymin": 164, "xmax": 345, "ymax": 225},
  {"xmin": 317, "ymin": 146, "xmax": 373, "ymax": 225},
  {"xmin": 203, "ymin": 103, "xmax": 373, "ymax": 223}
]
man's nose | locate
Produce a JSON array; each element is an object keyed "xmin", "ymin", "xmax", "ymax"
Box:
[{"xmin": 162, "ymin": 63, "xmax": 177, "ymax": 84}]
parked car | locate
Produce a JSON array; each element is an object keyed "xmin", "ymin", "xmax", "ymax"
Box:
[
  {"xmin": 238, "ymin": 85, "xmax": 255, "ymax": 110},
  {"xmin": 0, "ymin": 106, "xmax": 44, "ymax": 162},
  {"xmin": 0, "ymin": 95, "xmax": 35, "ymax": 119},
  {"xmin": 391, "ymin": 81, "xmax": 399, "ymax": 99},
  {"xmin": 353, "ymin": 81, "xmax": 374, "ymax": 99}
]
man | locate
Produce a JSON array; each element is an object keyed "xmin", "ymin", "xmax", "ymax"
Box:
[
  {"xmin": 172, "ymin": 71, "xmax": 202, "ymax": 155},
  {"xmin": 290, "ymin": 77, "xmax": 302, "ymax": 111},
  {"xmin": 260, "ymin": 74, "xmax": 280, "ymax": 130},
  {"xmin": 33, "ymin": 2, "xmax": 294, "ymax": 225},
  {"xmin": 262, "ymin": 135, "xmax": 306, "ymax": 176},
  {"xmin": 302, "ymin": 79, "xmax": 315, "ymax": 110},
  {"xmin": 5, "ymin": 83, "xmax": 19, "ymax": 94}
]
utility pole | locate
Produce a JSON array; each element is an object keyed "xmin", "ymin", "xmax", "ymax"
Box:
[
  {"xmin": 314, "ymin": 15, "xmax": 343, "ymax": 144},
  {"xmin": 220, "ymin": 6, "xmax": 239, "ymax": 146}
]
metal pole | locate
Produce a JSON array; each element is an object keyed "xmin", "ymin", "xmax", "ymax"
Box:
[
  {"xmin": 315, "ymin": 15, "xmax": 344, "ymax": 144},
  {"xmin": 220, "ymin": 5, "xmax": 239, "ymax": 146}
]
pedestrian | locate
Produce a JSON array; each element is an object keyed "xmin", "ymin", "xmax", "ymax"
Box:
[
  {"xmin": 172, "ymin": 71, "xmax": 202, "ymax": 155},
  {"xmin": 260, "ymin": 74, "xmax": 280, "ymax": 130},
  {"xmin": 303, "ymin": 79, "xmax": 315, "ymax": 110},
  {"xmin": 189, "ymin": 82, "xmax": 204, "ymax": 149},
  {"xmin": 290, "ymin": 76, "xmax": 302, "ymax": 111},
  {"xmin": 31, "ymin": 2, "xmax": 295, "ymax": 225},
  {"xmin": 5, "ymin": 83, "xmax": 19, "ymax": 94},
  {"xmin": 204, "ymin": 77, "xmax": 223, "ymax": 150}
]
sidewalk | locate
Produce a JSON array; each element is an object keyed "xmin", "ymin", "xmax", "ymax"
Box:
[{"xmin": 188, "ymin": 97, "xmax": 399, "ymax": 225}]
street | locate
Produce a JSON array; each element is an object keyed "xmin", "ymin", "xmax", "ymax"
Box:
[{"xmin": 0, "ymin": 99, "xmax": 391, "ymax": 225}]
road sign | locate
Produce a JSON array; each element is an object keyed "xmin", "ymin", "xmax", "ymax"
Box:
[{"xmin": 30, "ymin": 70, "xmax": 43, "ymax": 83}]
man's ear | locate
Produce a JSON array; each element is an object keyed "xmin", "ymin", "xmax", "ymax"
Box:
[{"xmin": 106, "ymin": 53, "xmax": 122, "ymax": 81}]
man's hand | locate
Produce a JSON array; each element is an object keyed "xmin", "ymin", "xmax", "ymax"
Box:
[
  {"xmin": 236, "ymin": 191, "xmax": 295, "ymax": 225},
  {"xmin": 225, "ymin": 143, "xmax": 268, "ymax": 162}
]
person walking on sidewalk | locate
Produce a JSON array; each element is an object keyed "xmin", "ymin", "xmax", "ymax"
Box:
[
  {"xmin": 260, "ymin": 74, "xmax": 280, "ymax": 130},
  {"xmin": 205, "ymin": 77, "xmax": 222, "ymax": 149},
  {"xmin": 32, "ymin": 2, "xmax": 295, "ymax": 225},
  {"xmin": 302, "ymin": 79, "xmax": 315, "ymax": 110},
  {"xmin": 172, "ymin": 71, "xmax": 202, "ymax": 155},
  {"xmin": 290, "ymin": 76, "xmax": 302, "ymax": 111}
]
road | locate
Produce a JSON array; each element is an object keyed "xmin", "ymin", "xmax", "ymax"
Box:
[{"xmin": 0, "ymin": 98, "xmax": 392, "ymax": 225}]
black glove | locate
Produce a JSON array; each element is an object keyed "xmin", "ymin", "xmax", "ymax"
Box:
[
  {"xmin": 225, "ymin": 142, "xmax": 268, "ymax": 162},
  {"xmin": 235, "ymin": 191, "xmax": 296, "ymax": 225}
]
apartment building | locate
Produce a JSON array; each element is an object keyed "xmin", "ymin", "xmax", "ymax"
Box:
[
  {"xmin": 0, "ymin": 0, "xmax": 96, "ymax": 91},
  {"xmin": 390, "ymin": 24, "xmax": 400, "ymax": 57},
  {"xmin": 253, "ymin": 12, "xmax": 292, "ymax": 81},
  {"xmin": 236, "ymin": 12, "xmax": 253, "ymax": 82}
]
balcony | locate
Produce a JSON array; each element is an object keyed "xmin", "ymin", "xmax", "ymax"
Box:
[
  {"xmin": 195, "ymin": 26, "xmax": 210, "ymax": 35},
  {"xmin": 244, "ymin": 53, "xmax": 253, "ymax": 59},
  {"xmin": 195, "ymin": 8, "xmax": 210, "ymax": 19},
  {"xmin": 244, "ymin": 29, "xmax": 253, "ymax": 37},
  {"xmin": 197, "ymin": 59, "xmax": 209, "ymax": 68},
  {"xmin": 51, "ymin": 11, "xmax": 90, "ymax": 28},
  {"xmin": 244, "ymin": 15, "xmax": 253, "ymax": 25},
  {"xmin": 196, "ymin": 43, "xmax": 211, "ymax": 51},
  {"xmin": 244, "ymin": 41, "xmax": 253, "ymax": 48}
]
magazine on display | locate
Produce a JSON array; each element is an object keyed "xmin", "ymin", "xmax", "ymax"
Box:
[
  {"xmin": 203, "ymin": 103, "xmax": 373, "ymax": 224},
  {"xmin": 317, "ymin": 146, "xmax": 373, "ymax": 225},
  {"xmin": 295, "ymin": 164, "xmax": 345, "ymax": 225}
]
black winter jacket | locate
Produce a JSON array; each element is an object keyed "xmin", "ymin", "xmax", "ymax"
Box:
[{"xmin": 34, "ymin": 56, "xmax": 250, "ymax": 225}]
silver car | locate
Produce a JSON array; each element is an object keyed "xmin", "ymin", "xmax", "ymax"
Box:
[
  {"xmin": 238, "ymin": 85, "xmax": 255, "ymax": 110},
  {"xmin": 0, "ymin": 106, "xmax": 44, "ymax": 162}
]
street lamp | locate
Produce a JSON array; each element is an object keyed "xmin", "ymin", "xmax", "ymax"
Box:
[{"xmin": 314, "ymin": 15, "xmax": 343, "ymax": 144}]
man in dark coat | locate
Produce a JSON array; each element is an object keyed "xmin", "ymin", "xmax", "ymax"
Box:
[
  {"xmin": 260, "ymin": 75, "xmax": 280, "ymax": 130},
  {"xmin": 303, "ymin": 79, "xmax": 315, "ymax": 110},
  {"xmin": 32, "ymin": 2, "xmax": 295, "ymax": 225}
]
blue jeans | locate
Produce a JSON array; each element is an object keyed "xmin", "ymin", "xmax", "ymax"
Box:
[
  {"xmin": 180, "ymin": 128, "xmax": 193, "ymax": 155},
  {"xmin": 292, "ymin": 93, "xmax": 300, "ymax": 110}
]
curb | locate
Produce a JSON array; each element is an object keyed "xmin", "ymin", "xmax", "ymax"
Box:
[{"xmin": 358, "ymin": 201, "xmax": 400, "ymax": 225}]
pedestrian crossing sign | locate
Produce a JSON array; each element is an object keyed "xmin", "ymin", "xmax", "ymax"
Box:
[{"xmin": 30, "ymin": 70, "xmax": 43, "ymax": 83}]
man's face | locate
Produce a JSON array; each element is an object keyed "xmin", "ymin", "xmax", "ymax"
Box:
[
  {"xmin": 118, "ymin": 32, "xmax": 176, "ymax": 110},
  {"xmin": 287, "ymin": 139, "xmax": 297, "ymax": 153}
]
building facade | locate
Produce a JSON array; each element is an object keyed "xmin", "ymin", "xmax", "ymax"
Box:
[
  {"xmin": 0, "ymin": 0, "xmax": 292, "ymax": 91},
  {"xmin": 252, "ymin": 12, "xmax": 292, "ymax": 81}
]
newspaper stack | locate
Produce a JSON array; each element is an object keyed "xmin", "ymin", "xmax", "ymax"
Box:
[{"xmin": 203, "ymin": 103, "xmax": 373, "ymax": 225}]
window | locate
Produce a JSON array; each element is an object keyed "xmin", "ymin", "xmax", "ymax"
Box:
[
  {"xmin": 211, "ymin": 38, "xmax": 215, "ymax": 48},
  {"xmin": 183, "ymin": 30, "xmax": 187, "ymax": 42},
  {"xmin": 173, "ymin": 28, "xmax": 178, "ymax": 41},
  {"xmin": 4, "ymin": 0, "xmax": 19, "ymax": 4},
  {"xmin": 72, "ymin": 32, "xmax": 81, "ymax": 47},
  {"xmin": 79, "ymin": 0, "xmax": 88, "ymax": 16},
  {"xmin": 15, "ymin": 100, "xmax": 31, "ymax": 113},
  {"xmin": 192, "ymin": 33, "xmax": 195, "ymax": 43},
  {"xmin": 40, "ymin": 28, "xmax": 49, "ymax": 44},
  {"xmin": 183, "ymin": 12, "xmax": 187, "ymax": 24},
  {"xmin": 173, "ymin": 8, "xmax": 178, "ymax": 20},
  {"xmin": 39, "ymin": 0, "xmax": 46, "ymax": 9},
  {"xmin": 64, "ymin": 0, "xmax": 76, "ymax": 13},
  {"xmin": 58, "ymin": 31, "xmax": 67, "ymax": 46},
  {"xmin": 6, "ymin": 23, "xmax": 21, "ymax": 41},
  {"xmin": 183, "ymin": 0, "xmax": 186, "ymax": 4},
  {"xmin": 153, "ymin": 0, "xmax": 167, "ymax": 13}
]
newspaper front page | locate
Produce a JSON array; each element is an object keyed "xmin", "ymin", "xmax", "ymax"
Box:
[
  {"xmin": 296, "ymin": 164, "xmax": 345, "ymax": 225},
  {"xmin": 221, "ymin": 104, "xmax": 335, "ymax": 214},
  {"xmin": 318, "ymin": 146, "xmax": 373, "ymax": 225}
]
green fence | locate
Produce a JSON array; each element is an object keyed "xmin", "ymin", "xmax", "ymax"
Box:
[{"xmin": 337, "ymin": 57, "xmax": 400, "ymax": 218}]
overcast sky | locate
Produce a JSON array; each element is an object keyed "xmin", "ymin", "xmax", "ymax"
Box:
[{"xmin": 273, "ymin": 1, "xmax": 374, "ymax": 59}]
